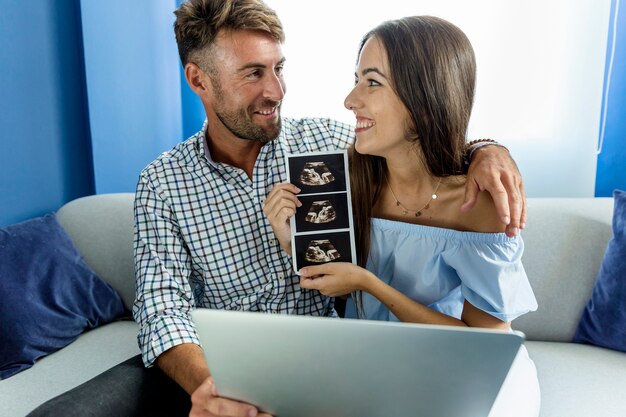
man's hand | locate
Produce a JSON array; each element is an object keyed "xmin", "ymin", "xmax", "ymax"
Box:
[
  {"xmin": 461, "ymin": 145, "xmax": 526, "ymax": 237},
  {"xmin": 263, "ymin": 183, "xmax": 301, "ymax": 255},
  {"xmin": 190, "ymin": 377, "xmax": 273, "ymax": 417}
]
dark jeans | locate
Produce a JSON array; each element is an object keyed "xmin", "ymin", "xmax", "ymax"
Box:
[{"xmin": 27, "ymin": 355, "xmax": 191, "ymax": 417}]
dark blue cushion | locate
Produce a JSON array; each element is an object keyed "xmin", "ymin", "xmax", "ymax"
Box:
[
  {"xmin": 573, "ymin": 189, "xmax": 626, "ymax": 352},
  {"xmin": 0, "ymin": 214, "xmax": 128, "ymax": 379}
]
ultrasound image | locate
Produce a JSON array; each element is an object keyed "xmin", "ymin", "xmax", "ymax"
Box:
[
  {"xmin": 304, "ymin": 239, "xmax": 341, "ymax": 263},
  {"xmin": 299, "ymin": 162, "xmax": 336, "ymax": 186},
  {"xmin": 305, "ymin": 200, "xmax": 337, "ymax": 224}
]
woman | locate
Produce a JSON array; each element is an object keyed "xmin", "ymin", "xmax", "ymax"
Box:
[{"xmin": 264, "ymin": 16, "xmax": 539, "ymax": 416}]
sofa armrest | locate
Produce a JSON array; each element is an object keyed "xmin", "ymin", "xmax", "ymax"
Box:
[{"xmin": 56, "ymin": 193, "xmax": 136, "ymax": 310}]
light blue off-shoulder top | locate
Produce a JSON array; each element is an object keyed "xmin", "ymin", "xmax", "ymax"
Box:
[{"xmin": 345, "ymin": 218, "xmax": 538, "ymax": 322}]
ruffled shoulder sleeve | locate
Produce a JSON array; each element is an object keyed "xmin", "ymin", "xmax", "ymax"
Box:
[{"xmin": 442, "ymin": 235, "xmax": 537, "ymax": 322}]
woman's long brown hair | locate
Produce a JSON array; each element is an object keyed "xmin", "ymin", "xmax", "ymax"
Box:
[{"xmin": 350, "ymin": 16, "xmax": 476, "ymax": 267}]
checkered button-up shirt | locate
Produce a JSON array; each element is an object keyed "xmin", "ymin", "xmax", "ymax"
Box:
[{"xmin": 133, "ymin": 117, "xmax": 354, "ymax": 366}]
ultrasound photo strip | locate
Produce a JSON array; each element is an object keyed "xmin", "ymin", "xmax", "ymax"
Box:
[{"xmin": 285, "ymin": 150, "xmax": 357, "ymax": 272}]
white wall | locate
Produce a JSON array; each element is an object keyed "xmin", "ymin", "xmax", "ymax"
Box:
[{"xmin": 266, "ymin": 0, "xmax": 612, "ymax": 197}]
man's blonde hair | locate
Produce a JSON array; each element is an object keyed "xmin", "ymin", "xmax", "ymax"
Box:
[{"xmin": 174, "ymin": 0, "xmax": 284, "ymax": 70}]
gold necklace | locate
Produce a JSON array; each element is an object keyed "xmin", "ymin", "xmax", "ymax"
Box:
[{"xmin": 386, "ymin": 176, "xmax": 442, "ymax": 217}]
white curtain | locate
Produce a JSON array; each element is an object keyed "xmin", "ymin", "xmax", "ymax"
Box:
[{"xmin": 266, "ymin": 0, "xmax": 612, "ymax": 197}]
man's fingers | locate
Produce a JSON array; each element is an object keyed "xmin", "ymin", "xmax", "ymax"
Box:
[
  {"xmin": 190, "ymin": 378, "xmax": 261, "ymax": 417},
  {"xmin": 265, "ymin": 183, "xmax": 300, "ymax": 207},
  {"xmin": 489, "ymin": 187, "xmax": 510, "ymax": 227},
  {"xmin": 461, "ymin": 177, "xmax": 480, "ymax": 213},
  {"xmin": 263, "ymin": 194, "xmax": 299, "ymax": 220},
  {"xmin": 264, "ymin": 183, "xmax": 296, "ymax": 204},
  {"xmin": 205, "ymin": 397, "xmax": 259, "ymax": 417},
  {"xmin": 519, "ymin": 181, "xmax": 527, "ymax": 230},
  {"xmin": 267, "ymin": 182, "xmax": 301, "ymax": 196},
  {"xmin": 498, "ymin": 171, "xmax": 523, "ymax": 237},
  {"xmin": 263, "ymin": 191, "xmax": 298, "ymax": 213}
]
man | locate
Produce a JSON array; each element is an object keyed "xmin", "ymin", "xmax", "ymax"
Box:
[{"xmin": 29, "ymin": 1, "xmax": 525, "ymax": 416}]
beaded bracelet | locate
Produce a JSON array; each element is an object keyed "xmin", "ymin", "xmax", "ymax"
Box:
[{"xmin": 463, "ymin": 139, "xmax": 509, "ymax": 166}]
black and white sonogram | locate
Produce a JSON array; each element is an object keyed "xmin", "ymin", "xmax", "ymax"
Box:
[
  {"xmin": 306, "ymin": 201, "xmax": 336, "ymax": 223},
  {"xmin": 288, "ymin": 153, "xmax": 347, "ymax": 194},
  {"xmin": 299, "ymin": 162, "xmax": 335, "ymax": 186},
  {"xmin": 304, "ymin": 239, "xmax": 341, "ymax": 263},
  {"xmin": 294, "ymin": 193, "xmax": 350, "ymax": 232},
  {"xmin": 294, "ymin": 231, "xmax": 353, "ymax": 270}
]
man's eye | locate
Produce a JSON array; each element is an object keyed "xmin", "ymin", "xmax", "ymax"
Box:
[
  {"xmin": 275, "ymin": 65, "xmax": 284, "ymax": 75},
  {"xmin": 248, "ymin": 70, "xmax": 262, "ymax": 79}
]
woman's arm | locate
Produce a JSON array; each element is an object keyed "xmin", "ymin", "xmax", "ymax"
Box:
[{"xmin": 299, "ymin": 263, "xmax": 510, "ymax": 330}]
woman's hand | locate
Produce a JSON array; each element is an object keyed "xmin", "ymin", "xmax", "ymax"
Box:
[
  {"xmin": 262, "ymin": 183, "xmax": 301, "ymax": 255},
  {"xmin": 299, "ymin": 262, "xmax": 374, "ymax": 297}
]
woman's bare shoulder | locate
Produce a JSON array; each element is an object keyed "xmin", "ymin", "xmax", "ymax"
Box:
[
  {"xmin": 462, "ymin": 190, "xmax": 506, "ymax": 233},
  {"xmin": 442, "ymin": 176, "xmax": 506, "ymax": 234}
]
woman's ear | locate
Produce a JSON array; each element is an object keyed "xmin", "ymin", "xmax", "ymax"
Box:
[{"xmin": 184, "ymin": 63, "xmax": 211, "ymax": 96}]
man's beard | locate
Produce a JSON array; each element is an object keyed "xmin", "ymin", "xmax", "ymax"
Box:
[{"xmin": 213, "ymin": 84, "xmax": 282, "ymax": 143}]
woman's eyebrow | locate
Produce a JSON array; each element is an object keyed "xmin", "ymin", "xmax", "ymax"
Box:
[{"xmin": 360, "ymin": 67, "xmax": 387, "ymax": 78}]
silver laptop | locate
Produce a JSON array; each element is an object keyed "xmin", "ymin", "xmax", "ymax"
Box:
[{"xmin": 191, "ymin": 309, "xmax": 524, "ymax": 417}]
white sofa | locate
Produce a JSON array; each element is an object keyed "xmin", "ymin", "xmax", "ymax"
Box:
[
  {"xmin": 0, "ymin": 194, "xmax": 140, "ymax": 417},
  {"xmin": 513, "ymin": 198, "xmax": 626, "ymax": 417},
  {"xmin": 1, "ymin": 194, "xmax": 624, "ymax": 416}
]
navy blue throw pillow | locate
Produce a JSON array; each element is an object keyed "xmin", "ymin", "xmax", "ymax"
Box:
[
  {"xmin": 0, "ymin": 214, "xmax": 127, "ymax": 379},
  {"xmin": 573, "ymin": 189, "xmax": 626, "ymax": 352}
]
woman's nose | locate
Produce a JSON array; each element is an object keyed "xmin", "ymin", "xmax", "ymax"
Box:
[{"xmin": 344, "ymin": 87, "xmax": 358, "ymax": 111}]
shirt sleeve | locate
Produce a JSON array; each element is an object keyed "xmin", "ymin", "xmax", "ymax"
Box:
[
  {"xmin": 442, "ymin": 236, "xmax": 538, "ymax": 323},
  {"xmin": 132, "ymin": 170, "xmax": 201, "ymax": 367},
  {"xmin": 326, "ymin": 118, "xmax": 355, "ymax": 150}
]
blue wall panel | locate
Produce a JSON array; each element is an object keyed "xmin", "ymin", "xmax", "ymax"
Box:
[
  {"xmin": 80, "ymin": 0, "xmax": 183, "ymax": 194},
  {"xmin": 175, "ymin": 0, "xmax": 207, "ymax": 139},
  {"xmin": 0, "ymin": 0, "xmax": 94, "ymax": 227},
  {"xmin": 596, "ymin": 0, "xmax": 626, "ymax": 196}
]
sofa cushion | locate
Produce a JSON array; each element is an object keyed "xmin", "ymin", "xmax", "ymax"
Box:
[
  {"xmin": 526, "ymin": 341, "xmax": 626, "ymax": 417},
  {"xmin": 0, "ymin": 214, "xmax": 128, "ymax": 379},
  {"xmin": 573, "ymin": 189, "xmax": 626, "ymax": 352},
  {"xmin": 512, "ymin": 198, "xmax": 613, "ymax": 342},
  {"xmin": 0, "ymin": 321, "xmax": 139, "ymax": 416}
]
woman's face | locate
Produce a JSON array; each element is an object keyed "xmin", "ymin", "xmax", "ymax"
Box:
[{"xmin": 344, "ymin": 36, "xmax": 412, "ymax": 158}]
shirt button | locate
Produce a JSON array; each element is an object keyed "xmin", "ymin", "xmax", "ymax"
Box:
[
  {"xmin": 269, "ymin": 238, "xmax": 276, "ymax": 245},
  {"xmin": 277, "ymin": 274, "xmax": 284, "ymax": 281}
]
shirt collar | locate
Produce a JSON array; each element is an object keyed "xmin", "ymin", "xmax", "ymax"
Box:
[{"xmin": 199, "ymin": 120, "xmax": 217, "ymax": 165}]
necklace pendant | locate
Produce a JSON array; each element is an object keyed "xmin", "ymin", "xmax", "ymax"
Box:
[
  {"xmin": 415, "ymin": 211, "xmax": 422, "ymax": 217},
  {"xmin": 402, "ymin": 209, "xmax": 409, "ymax": 215},
  {"xmin": 432, "ymin": 194, "xmax": 438, "ymax": 200}
]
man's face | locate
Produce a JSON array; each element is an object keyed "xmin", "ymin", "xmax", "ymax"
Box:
[{"xmin": 207, "ymin": 30, "xmax": 286, "ymax": 143}]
